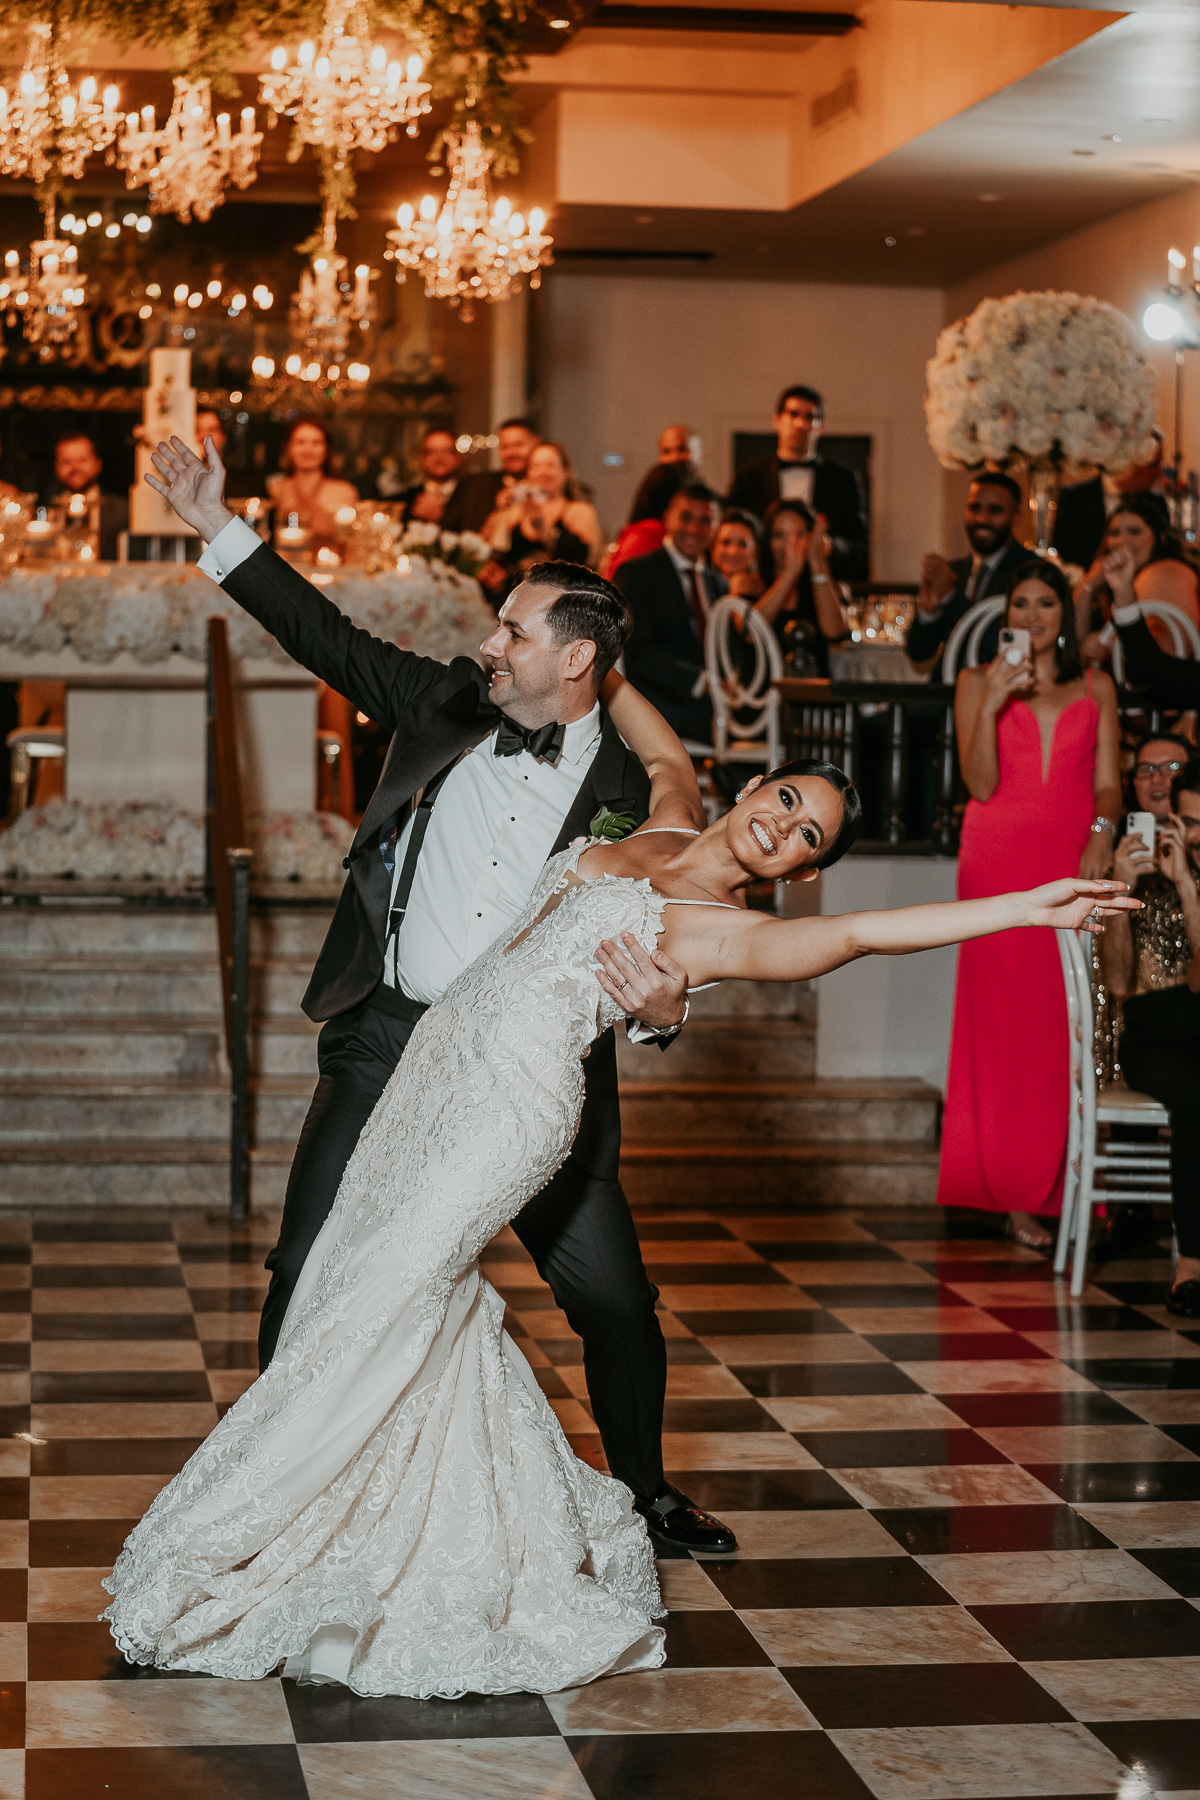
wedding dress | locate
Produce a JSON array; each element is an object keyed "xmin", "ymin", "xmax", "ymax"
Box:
[{"xmin": 102, "ymin": 845, "xmax": 675, "ymax": 1698}]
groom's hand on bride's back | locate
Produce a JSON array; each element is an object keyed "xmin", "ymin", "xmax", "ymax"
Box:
[
  {"xmin": 595, "ymin": 933, "xmax": 688, "ymax": 1032},
  {"xmin": 145, "ymin": 435, "xmax": 235, "ymax": 543}
]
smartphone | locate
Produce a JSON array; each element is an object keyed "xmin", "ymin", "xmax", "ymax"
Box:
[
  {"xmin": 1126, "ymin": 811, "xmax": 1157, "ymax": 856},
  {"xmin": 998, "ymin": 626, "xmax": 1031, "ymax": 666}
]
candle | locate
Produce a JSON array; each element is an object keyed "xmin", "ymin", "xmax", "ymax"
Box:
[
  {"xmin": 241, "ymin": 108, "xmax": 255, "ymax": 135},
  {"xmin": 1168, "ymin": 246, "xmax": 1186, "ymax": 286},
  {"xmin": 141, "ymin": 104, "xmax": 155, "ymax": 132},
  {"xmin": 354, "ymin": 263, "xmax": 369, "ymax": 309},
  {"xmin": 216, "ymin": 113, "xmax": 231, "ymax": 144}
]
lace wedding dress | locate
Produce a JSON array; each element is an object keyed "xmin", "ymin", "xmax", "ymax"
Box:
[{"xmin": 102, "ymin": 846, "xmax": 668, "ymax": 1697}]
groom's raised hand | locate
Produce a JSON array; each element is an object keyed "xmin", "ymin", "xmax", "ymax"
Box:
[
  {"xmin": 145, "ymin": 435, "xmax": 234, "ymax": 544},
  {"xmin": 595, "ymin": 933, "xmax": 688, "ymax": 1033}
]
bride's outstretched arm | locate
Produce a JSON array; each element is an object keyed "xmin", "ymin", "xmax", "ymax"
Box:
[
  {"xmin": 702, "ymin": 878, "xmax": 1139, "ymax": 985},
  {"xmin": 600, "ymin": 670, "xmax": 705, "ymax": 830}
]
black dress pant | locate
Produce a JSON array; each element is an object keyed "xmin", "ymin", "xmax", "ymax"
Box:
[
  {"xmin": 258, "ymin": 991, "xmax": 668, "ymax": 1501},
  {"xmin": 1120, "ymin": 986, "xmax": 1200, "ymax": 1260}
]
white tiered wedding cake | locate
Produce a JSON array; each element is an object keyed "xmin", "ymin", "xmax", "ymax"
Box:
[{"xmin": 129, "ymin": 347, "xmax": 199, "ymax": 537}]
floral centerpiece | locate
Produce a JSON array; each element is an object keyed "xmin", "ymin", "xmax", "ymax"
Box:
[
  {"xmin": 925, "ymin": 291, "xmax": 1158, "ymax": 552},
  {"xmin": 0, "ymin": 799, "xmax": 354, "ymax": 884},
  {"xmin": 399, "ymin": 521, "xmax": 491, "ymax": 580},
  {"xmin": 0, "ymin": 559, "xmax": 495, "ymax": 669}
]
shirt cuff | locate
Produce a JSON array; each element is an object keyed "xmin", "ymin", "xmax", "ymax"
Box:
[
  {"xmin": 627, "ymin": 995, "xmax": 689, "ymax": 1044},
  {"xmin": 1111, "ymin": 601, "xmax": 1142, "ymax": 627},
  {"xmin": 197, "ymin": 515, "xmax": 264, "ymax": 584}
]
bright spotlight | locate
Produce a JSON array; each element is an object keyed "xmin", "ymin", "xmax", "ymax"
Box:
[{"xmin": 1144, "ymin": 301, "xmax": 1183, "ymax": 341}]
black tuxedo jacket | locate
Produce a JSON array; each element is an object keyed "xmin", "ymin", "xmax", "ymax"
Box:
[
  {"xmin": 217, "ymin": 542, "xmax": 653, "ymax": 1023},
  {"xmin": 726, "ymin": 454, "xmax": 868, "ymax": 580},
  {"xmin": 905, "ymin": 535, "xmax": 1031, "ymax": 672},
  {"xmin": 1054, "ymin": 476, "xmax": 1107, "ymax": 571},
  {"xmin": 617, "ymin": 547, "xmax": 726, "ymax": 711},
  {"xmin": 440, "ymin": 471, "xmax": 507, "ymax": 534}
]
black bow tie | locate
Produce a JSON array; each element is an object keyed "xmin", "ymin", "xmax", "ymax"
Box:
[
  {"xmin": 493, "ymin": 713, "xmax": 566, "ymax": 764},
  {"xmin": 778, "ymin": 458, "xmax": 816, "ymax": 469}
]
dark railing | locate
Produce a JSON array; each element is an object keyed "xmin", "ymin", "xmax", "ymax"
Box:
[
  {"xmin": 777, "ymin": 676, "xmax": 1184, "ymax": 857},
  {"xmin": 205, "ymin": 616, "xmax": 253, "ymax": 1220}
]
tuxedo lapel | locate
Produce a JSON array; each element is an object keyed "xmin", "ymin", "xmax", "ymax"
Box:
[{"xmin": 550, "ymin": 712, "xmax": 648, "ymax": 856}]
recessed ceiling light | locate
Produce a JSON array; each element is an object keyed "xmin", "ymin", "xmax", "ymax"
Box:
[
  {"xmin": 884, "ymin": 236, "xmax": 897, "ymax": 247},
  {"xmin": 1072, "ymin": 149, "xmax": 1096, "ymax": 157},
  {"xmin": 1102, "ymin": 134, "xmax": 1122, "ymax": 142},
  {"xmin": 977, "ymin": 193, "xmax": 1001, "ymax": 203},
  {"xmin": 549, "ymin": 16, "xmax": 571, "ymax": 26}
]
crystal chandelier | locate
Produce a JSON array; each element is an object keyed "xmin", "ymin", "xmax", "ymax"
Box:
[
  {"xmin": 250, "ymin": 199, "xmax": 374, "ymax": 391},
  {"xmin": 0, "ymin": 23, "xmax": 120, "ymax": 184},
  {"xmin": 261, "ymin": 0, "xmax": 430, "ymax": 158},
  {"xmin": 386, "ymin": 122, "xmax": 552, "ymax": 323},
  {"xmin": 116, "ymin": 78, "xmax": 261, "ymax": 224},
  {"xmin": 4, "ymin": 204, "xmax": 87, "ymax": 355}
]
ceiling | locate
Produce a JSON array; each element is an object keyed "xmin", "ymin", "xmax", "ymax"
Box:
[{"xmin": 535, "ymin": 5, "xmax": 1200, "ymax": 284}]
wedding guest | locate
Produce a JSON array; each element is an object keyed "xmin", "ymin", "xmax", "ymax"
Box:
[
  {"xmin": 1076, "ymin": 493, "xmax": 1200, "ymax": 664},
  {"xmin": 196, "ymin": 408, "xmax": 258, "ymax": 500},
  {"xmin": 618, "ymin": 483, "xmax": 725, "ymax": 741},
  {"xmin": 727, "ymin": 385, "xmax": 867, "ymax": 579},
  {"xmin": 604, "ymin": 464, "xmax": 689, "ymax": 581},
  {"xmin": 47, "ymin": 431, "xmax": 128, "ymax": 560},
  {"xmin": 267, "ymin": 419, "xmax": 358, "ymax": 545},
  {"xmin": 1112, "ymin": 593, "xmax": 1200, "ymax": 711},
  {"xmin": 1054, "ymin": 431, "xmax": 1164, "ymax": 572},
  {"xmin": 657, "ymin": 424, "xmax": 697, "ymax": 467},
  {"xmin": 1102, "ymin": 758, "xmax": 1200, "ymax": 1316},
  {"xmin": 711, "ymin": 509, "xmax": 764, "ymax": 599},
  {"xmin": 481, "ymin": 441, "xmax": 601, "ymax": 604},
  {"xmin": 906, "ymin": 473, "xmax": 1028, "ymax": 674},
  {"xmin": 441, "ymin": 418, "xmax": 536, "ymax": 533},
  {"xmin": 939, "ymin": 558, "xmax": 1122, "ymax": 1246},
  {"xmin": 753, "ymin": 499, "xmax": 847, "ymax": 675},
  {"xmin": 396, "ymin": 427, "xmax": 462, "ymax": 525}
]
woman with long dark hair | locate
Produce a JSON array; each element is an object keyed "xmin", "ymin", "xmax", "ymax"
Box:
[
  {"xmin": 753, "ymin": 498, "xmax": 848, "ymax": 674},
  {"xmin": 940, "ymin": 557, "xmax": 1123, "ymax": 1245},
  {"xmin": 1076, "ymin": 490, "xmax": 1200, "ymax": 663},
  {"xmin": 267, "ymin": 417, "xmax": 358, "ymax": 545}
]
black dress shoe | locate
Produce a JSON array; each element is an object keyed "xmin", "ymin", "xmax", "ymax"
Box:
[
  {"xmin": 635, "ymin": 1484, "xmax": 738, "ymax": 1553},
  {"xmin": 1166, "ymin": 1279, "xmax": 1200, "ymax": 1320}
]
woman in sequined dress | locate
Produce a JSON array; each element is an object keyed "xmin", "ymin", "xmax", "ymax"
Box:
[
  {"xmin": 939, "ymin": 559, "xmax": 1123, "ymax": 1247},
  {"xmin": 1100, "ymin": 760, "xmax": 1200, "ymax": 1316}
]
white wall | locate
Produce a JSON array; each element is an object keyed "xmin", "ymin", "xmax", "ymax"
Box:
[
  {"xmin": 816, "ymin": 856, "xmax": 959, "ymax": 1091},
  {"xmin": 540, "ymin": 273, "xmax": 946, "ymax": 582}
]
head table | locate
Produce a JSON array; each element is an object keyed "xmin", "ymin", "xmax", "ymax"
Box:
[{"xmin": 0, "ymin": 558, "xmax": 494, "ymax": 817}]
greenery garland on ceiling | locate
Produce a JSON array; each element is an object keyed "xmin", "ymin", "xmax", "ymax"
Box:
[{"xmin": 0, "ymin": 0, "xmax": 547, "ymax": 177}]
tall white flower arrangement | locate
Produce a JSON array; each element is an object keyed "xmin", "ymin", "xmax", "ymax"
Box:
[{"xmin": 925, "ymin": 291, "xmax": 1157, "ymax": 476}]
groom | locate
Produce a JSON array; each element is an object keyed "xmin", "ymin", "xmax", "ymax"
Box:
[{"xmin": 149, "ymin": 436, "xmax": 736, "ymax": 1555}]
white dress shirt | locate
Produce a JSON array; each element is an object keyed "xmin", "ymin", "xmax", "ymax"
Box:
[
  {"xmin": 778, "ymin": 461, "xmax": 816, "ymax": 506},
  {"xmin": 386, "ymin": 706, "xmax": 602, "ymax": 1003}
]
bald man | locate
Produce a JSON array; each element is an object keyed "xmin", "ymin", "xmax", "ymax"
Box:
[{"xmin": 657, "ymin": 424, "xmax": 696, "ymax": 467}]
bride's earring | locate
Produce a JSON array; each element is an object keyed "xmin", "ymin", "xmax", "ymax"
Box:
[
  {"xmin": 736, "ymin": 788, "xmax": 747, "ymax": 802},
  {"xmin": 1057, "ymin": 633, "xmax": 1067, "ymax": 648}
]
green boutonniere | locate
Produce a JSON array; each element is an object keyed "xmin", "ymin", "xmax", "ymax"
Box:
[{"xmin": 589, "ymin": 807, "xmax": 637, "ymax": 842}]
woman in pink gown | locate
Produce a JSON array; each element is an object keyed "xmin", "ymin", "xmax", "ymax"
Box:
[{"xmin": 939, "ymin": 558, "xmax": 1122, "ymax": 1245}]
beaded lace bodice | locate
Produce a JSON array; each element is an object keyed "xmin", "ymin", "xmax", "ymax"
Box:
[{"xmin": 102, "ymin": 843, "xmax": 667, "ymax": 1698}]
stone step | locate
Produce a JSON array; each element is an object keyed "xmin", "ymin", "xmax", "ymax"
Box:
[
  {"xmin": 0, "ymin": 1016, "xmax": 320, "ymax": 1078},
  {"xmin": 615, "ymin": 1020, "xmax": 814, "ymax": 1083},
  {"xmin": 0, "ymin": 1137, "xmax": 937, "ymax": 1211},
  {"xmin": 619, "ymin": 1080, "xmax": 939, "ymax": 1144},
  {"xmin": 0, "ymin": 958, "xmax": 313, "ymax": 1019},
  {"xmin": 0, "ymin": 903, "xmax": 333, "ymax": 960},
  {"xmin": 619, "ymin": 1142, "xmax": 940, "ymax": 1208},
  {"xmin": 0, "ymin": 1077, "xmax": 316, "ymax": 1143}
]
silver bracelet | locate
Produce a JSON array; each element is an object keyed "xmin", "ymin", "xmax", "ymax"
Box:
[
  {"xmin": 1091, "ymin": 816, "xmax": 1117, "ymax": 836},
  {"xmin": 813, "ymin": 573, "xmax": 831, "ymax": 586}
]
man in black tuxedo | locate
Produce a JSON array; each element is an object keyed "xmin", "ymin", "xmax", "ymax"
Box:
[
  {"xmin": 617, "ymin": 483, "xmax": 726, "ymax": 743},
  {"xmin": 146, "ymin": 432, "xmax": 737, "ymax": 1555},
  {"xmin": 47, "ymin": 432, "xmax": 128, "ymax": 561},
  {"xmin": 727, "ymin": 384, "xmax": 867, "ymax": 580},
  {"xmin": 395, "ymin": 426, "xmax": 462, "ymax": 525},
  {"xmin": 905, "ymin": 472, "xmax": 1029, "ymax": 676},
  {"xmin": 440, "ymin": 418, "xmax": 536, "ymax": 533},
  {"xmin": 1054, "ymin": 432, "xmax": 1164, "ymax": 571}
]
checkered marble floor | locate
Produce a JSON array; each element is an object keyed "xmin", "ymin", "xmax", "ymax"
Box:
[{"xmin": 0, "ymin": 1202, "xmax": 1196, "ymax": 1800}]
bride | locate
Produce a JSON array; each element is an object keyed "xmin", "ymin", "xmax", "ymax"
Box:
[{"xmin": 102, "ymin": 562, "xmax": 1135, "ymax": 1705}]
